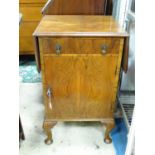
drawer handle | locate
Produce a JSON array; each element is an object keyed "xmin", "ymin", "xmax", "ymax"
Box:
[
  {"xmin": 55, "ymin": 44, "xmax": 62, "ymax": 55},
  {"xmin": 101, "ymin": 45, "xmax": 108, "ymax": 54},
  {"xmin": 47, "ymin": 87, "xmax": 53, "ymax": 110}
]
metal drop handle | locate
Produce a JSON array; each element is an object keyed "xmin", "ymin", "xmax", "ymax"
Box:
[
  {"xmin": 101, "ymin": 45, "xmax": 108, "ymax": 54},
  {"xmin": 47, "ymin": 87, "xmax": 53, "ymax": 110},
  {"xmin": 55, "ymin": 44, "xmax": 62, "ymax": 55}
]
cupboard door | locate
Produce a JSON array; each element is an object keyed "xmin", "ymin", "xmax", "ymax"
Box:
[{"xmin": 43, "ymin": 54, "xmax": 118, "ymax": 119}]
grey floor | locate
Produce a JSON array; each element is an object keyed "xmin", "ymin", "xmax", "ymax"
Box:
[{"xmin": 19, "ymin": 83, "xmax": 115, "ymax": 155}]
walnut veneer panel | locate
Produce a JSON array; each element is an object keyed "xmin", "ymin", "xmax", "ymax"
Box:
[{"xmin": 43, "ymin": 54, "xmax": 118, "ymax": 119}]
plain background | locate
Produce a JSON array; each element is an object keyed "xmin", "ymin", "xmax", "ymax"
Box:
[{"xmin": 0, "ymin": 0, "xmax": 155, "ymax": 154}]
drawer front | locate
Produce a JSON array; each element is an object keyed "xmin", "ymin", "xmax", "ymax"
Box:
[
  {"xmin": 43, "ymin": 54, "xmax": 118, "ymax": 119},
  {"xmin": 19, "ymin": 37, "xmax": 34, "ymax": 53},
  {"xmin": 19, "ymin": 5, "xmax": 43, "ymax": 22},
  {"xmin": 40, "ymin": 37, "xmax": 122, "ymax": 54},
  {"xmin": 20, "ymin": 22, "xmax": 39, "ymax": 37}
]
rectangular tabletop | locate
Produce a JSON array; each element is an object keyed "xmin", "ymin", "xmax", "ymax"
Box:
[{"xmin": 33, "ymin": 15, "xmax": 128, "ymax": 37}]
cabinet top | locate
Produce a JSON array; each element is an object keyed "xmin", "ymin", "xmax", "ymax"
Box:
[{"xmin": 33, "ymin": 15, "xmax": 128, "ymax": 37}]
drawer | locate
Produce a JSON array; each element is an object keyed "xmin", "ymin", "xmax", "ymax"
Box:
[
  {"xmin": 19, "ymin": 5, "xmax": 44, "ymax": 22},
  {"xmin": 19, "ymin": 37, "xmax": 34, "ymax": 53},
  {"xmin": 40, "ymin": 37, "xmax": 122, "ymax": 54},
  {"xmin": 20, "ymin": 22, "xmax": 39, "ymax": 37}
]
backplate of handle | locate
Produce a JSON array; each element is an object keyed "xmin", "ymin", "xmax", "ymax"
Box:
[
  {"xmin": 101, "ymin": 45, "xmax": 108, "ymax": 54},
  {"xmin": 55, "ymin": 44, "xmax": 62, "ymax": 55},
  {"xmin": 47, "ymin": 87, "xmax": 53, "ymax": 110}
]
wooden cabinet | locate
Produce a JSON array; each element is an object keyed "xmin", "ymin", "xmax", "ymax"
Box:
[
  {"xmin": 33, "ymin": 15, "xmax": 128, "ymax": 144},
  {"xmin": 19, "ymin": 0, "xmax": 47, "ymax": 55}
]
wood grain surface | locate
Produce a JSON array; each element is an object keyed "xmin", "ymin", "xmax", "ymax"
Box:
[
  {"xmin": 20, "ymin": 22, "xmax": 40, "ymax": 54},
  {"xmin": 33, "ymin": 15, "xmax": 128, "ymax": 37},
  {"xmin": 20, "ymin": 37, "xmax": 34, "ymax": 54},
  {"xmin": 19, "ymin": 0, "xmax": 46, "ymax": 55},
  {"xmin": 43, "ymin": 54, "xmax": 118, "ymax": 119},
  {"xmin": 39, "ymin": 37, "xmax": 122, "ymax": 54},
  {"xmin": 20, "ymin": 0, "xmax": 47, "ymax": 4},
  {"xmin": 20, "ymin": 22, "xmax": 39, "ymax": 37},
  {"xmin": 42, "ymin": 0, "xmax": 107, "ymax": 15},
  {"xmin": 20, "ymin": 4, "xmax": 44, "ymax": 22}
]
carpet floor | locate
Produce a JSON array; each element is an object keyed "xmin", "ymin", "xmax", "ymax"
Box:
[{"xmin": 19, "ymin": 61, "xmax": 41, "ymax": 83}]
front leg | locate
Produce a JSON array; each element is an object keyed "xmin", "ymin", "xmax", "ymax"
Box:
[
  {"xmin": 101, "ymin": 119, "xmax": 115, "ymax": 144},
  {"xmin": 43, "ymin": 121, "xmax": 57, "ymax": 145}
]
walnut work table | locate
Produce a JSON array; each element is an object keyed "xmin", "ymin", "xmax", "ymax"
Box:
[{"xmin": 33, "ymin": 15, "xmax": 129, "ymax": 145}]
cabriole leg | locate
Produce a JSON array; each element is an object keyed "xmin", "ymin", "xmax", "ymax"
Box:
[
  {"xmin": 43, "ymin": 121, "xmax": 57, "ymax": 145},
  {"xmin": 102, "ymin": 120, "xmax": 115, "ymax": 144}
]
